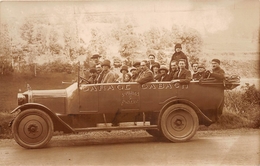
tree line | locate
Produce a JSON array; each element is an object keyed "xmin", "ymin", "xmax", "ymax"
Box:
[{"xmin": 0, "ymin": 13, "xmax": 203, "ymax": 75}]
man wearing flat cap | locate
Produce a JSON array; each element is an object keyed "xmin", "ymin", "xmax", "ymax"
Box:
[
  {"xmin": 193, "ymin": 64, "xmax": 209, "ymax": 81},
  {"xmin": 206, "ymin": 59, "xmax": 225, "ymax": 81},
  {"xmin": 170, "ymin": 43, "xmax": 189, "ymax": 70}
]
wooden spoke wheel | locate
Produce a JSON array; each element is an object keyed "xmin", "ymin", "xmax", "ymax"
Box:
[{"xmin": 12, "ymin": 109, "xmax": 53, "ymax": 149}]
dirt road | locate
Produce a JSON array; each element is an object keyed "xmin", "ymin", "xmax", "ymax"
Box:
[{"xmin": 0, "ymin": 129, "xmax": 259, "ymax": 166}]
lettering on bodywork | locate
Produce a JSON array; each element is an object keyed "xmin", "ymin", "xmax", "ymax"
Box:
[
  {"xmin": 121, "ymin": 91, "xmax": 139, "ymax": 105},
  {"xmin": 81, "ymin": 83, "xmax": 186, "ymax": 92},
  {"xmin": 82, "ymin": 84, "xmax": 131, "ymax": 91},
  {"xmin": 142, "ymin": 83, "xmax": 173, "ymax": 90}
]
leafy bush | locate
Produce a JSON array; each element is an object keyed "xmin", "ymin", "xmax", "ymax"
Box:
[
  {"xmin": 0, "ymin": 112, "xmax": 13, "ymax": 139},
  {"xmin": 241, "ymin": 83, "xmax": 260, "ymax": 105},
  {"xmin": 37, "ymin": 61, "xmax": 74, "ymax": 74},
  {"xmin": 224, "ymin": 84, "xmax": 260, "ymax": 128}
]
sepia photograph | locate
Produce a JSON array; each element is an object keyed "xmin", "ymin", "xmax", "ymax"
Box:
[{"xmin": 0, "ymin": 0, "xmax": 259, "ymax": 165}]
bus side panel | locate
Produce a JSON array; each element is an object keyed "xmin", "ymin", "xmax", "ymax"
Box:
[{"xmin": 179, "ymin": 82, "xmax": 224, "ymax": 121}]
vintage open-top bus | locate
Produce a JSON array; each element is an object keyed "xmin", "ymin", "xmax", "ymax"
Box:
[{"xmin": 10, "ymin": 68, "xmax": 240, "ymax": 149}]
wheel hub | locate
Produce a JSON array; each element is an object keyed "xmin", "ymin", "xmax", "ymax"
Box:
[
  {"xmin": 174, "ymin": 118, "xmax": 184, "ymax": 129},
  {"xmin": 28, "ymin": 124, "xmax": 38, "ymax": 133},
  {"xmin": 175, "ymin": 119, "xmax": 183, "ymax": 125},
  {"xmin": 171, "ymin": 115, "xmax": 186, "ymax": 131}
]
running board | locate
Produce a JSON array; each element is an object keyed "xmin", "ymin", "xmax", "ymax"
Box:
[{"xmin": 74, "ymin": 125, "xmax": 158, "ymax": 132}]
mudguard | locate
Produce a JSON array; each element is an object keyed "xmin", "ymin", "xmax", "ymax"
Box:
[
  {"xmin": 158, "ymin": 98, "xmax": 213, "ymax": 126},
  {"xmin": 10, "ymin": 103, "xmax": 74, "ymax": 133}
]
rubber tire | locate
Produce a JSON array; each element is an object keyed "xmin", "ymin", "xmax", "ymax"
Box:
[
  {"xmin": 12, "ymin": 109, "xmax": 53, "ymax": 149},
  {"xmin": 160, "ymin": 104, "xmax": 199, "ymax": 142}
]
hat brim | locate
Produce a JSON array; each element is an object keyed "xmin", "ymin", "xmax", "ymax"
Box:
[
  {"xmin": 120, "ymin": 69, "xmax": 128, "ymax": 73},
  {"xmin": 159, "ymin": 69, "xmax": 168, "ymax": 72}
]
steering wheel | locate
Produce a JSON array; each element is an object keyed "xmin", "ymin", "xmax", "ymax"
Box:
[{"xmin": 79, "ymin": 76, "xmax": 89, "ymax": 84}]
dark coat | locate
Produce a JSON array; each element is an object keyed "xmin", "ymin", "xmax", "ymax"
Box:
[
  {"xmin": 168, "ymin": 70, "xmax": 179, "ymax": 80},
  {"xmin": 155, "ymin": 74, "xmax": 172, "ymax": 82},
  {"xmin": 210, "ymin": 67, "xmax": 225, "ymax": 80},
  {"xmin": 95, "ymin": 72, "xmax": 104, "ymax": 83},
  {"xmin": 174, "ymin": 68, "xmax": 191, "ymax": 84},
  {"xmin": 137, "ymin": 69, "xmax": 154, "ymax": 84},
  {"xmin": 193, "ymin": 71, "xmax": 209, "ymax": 81},
  {"xmin": 101, "ymin": 70, "xmax": 116, "ymax": 83},
  {"xmin": 130, "ymin": 71, "xmax": 141, "ymax": 82},
  {"xmin": 170, "ymin": 51, "xmax": 189, "ymax": 70}
]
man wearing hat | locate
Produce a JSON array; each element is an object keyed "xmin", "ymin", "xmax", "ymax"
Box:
[
  {"xmin": 193, "ymin": 64, "xmax": 209, "ymax": 81},
  {"xmin": 156, "ymin": 66, "xmax": 171, "ymax": 82},
  {"xmin": 170, "ymin": 43, "xmax": 189, "ymax": 70},
  {"xmin": 85, "ymin": 68, "xmax": 98, "ymax": 84},
  {"xmin": 171, "ymin": 59, "xmax": 191, "ymax": 84},
  {"xmin": 206, "ymin": 59, "xmax": 225, "ymax": 81},
  {"xmin": 136, "ymin": 61, "xmax": 154, "ymax": 84},
  {"xmin": 130, "ymin": 61, "xmax": 141, "ymax": 82},
  {"xmin": 100, "ymin": 59, "xmax": 116, "ymax": 83},
  {"xmin": 111, "ymin": 57, "xmax": 122, "ymax": 81},
  {"xmin": 89, "ymin": 54, "xmax": 102, "ymax": 68},
  {"xmin": 130, "ymin": 67, "xmax": 137, "ymax": 77}
]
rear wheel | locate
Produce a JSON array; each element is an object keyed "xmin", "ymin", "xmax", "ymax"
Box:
[
  {"xmin": 12, "ymin": 109, "xmax": 53, "ymax": 149},
  {"xmin": 160, "ymin": 104, "xmax": 199, "ymax": 142}
]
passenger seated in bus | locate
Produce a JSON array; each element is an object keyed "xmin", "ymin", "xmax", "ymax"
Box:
[
  {"xmin": 130, "ymin": 61, "xmax": 141, "ymax": 82},
  {"xmin": 147, "ymin": 54, "xmax": 159, "ymax": 70},
  {"xmin": 155, "ymin": 66, "xmax": 171, "ymax": 82},
  {"xmin": 136, "ymin": 61, "xmax": 154, "ymax": 84},
  {"xmin": 168, "ymin": 60, "xmax": 179, "ymax": 80},
  {"xmin": 171, "ymin": 59, "xmax": 191, "ymax": 84},
  {"xmin": 117, "ymin": 66, "xmax": 131, "ymax": 82},
  {"xmin": 191, "ymin": 62, "xmax": 198, "ymax": 78},
  {"xmin": 85, "ymin": 68, "xmax": 98, "ymax": 84},
  {"xmin": 192, "ymin": 64, "xmax": 209, "ymax": 81},
  {"xmin": 151, "ymin": 62, "xmax": 160, "ymax": 80},
  {"xmin": 129, "ymin": 67, "xmax": 137, "ymax": 82},
  {"xmin": 205, "ymin": 59, "xmax": 225, "ymax": 81},
  {"xmin": 100, "ymin": 59, "xmax": 116, "ymax": 83},
  {"xmin": 95, "ymin": 64, "xmax": 103, "ymax": 84}
]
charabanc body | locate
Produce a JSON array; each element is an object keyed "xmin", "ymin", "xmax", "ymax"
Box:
[{"xmin": 10, "ymin": 74, "xmax": 240, "ymax": 149}]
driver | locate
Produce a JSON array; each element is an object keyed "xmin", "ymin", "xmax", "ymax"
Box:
[{"xmin": 86, "ymin": 68, "xmax": 98, "ymax": 84}]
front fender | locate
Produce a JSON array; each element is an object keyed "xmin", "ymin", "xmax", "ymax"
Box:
[
  {"xmin": 10, "ymin": 103, "xmax": 74, "ymax": 133},
  {"xmin": 11, "ymin": 103, "xmax": 50, "ymax": 114}
]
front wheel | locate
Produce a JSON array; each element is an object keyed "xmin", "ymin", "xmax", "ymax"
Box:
[
  {"xmin": 12, "ymin": 109, "xmax": 53, "ymax": 149},
  {"xmin": 160, "ymin": 104, "xmax": 199, "ymax": 142}
]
